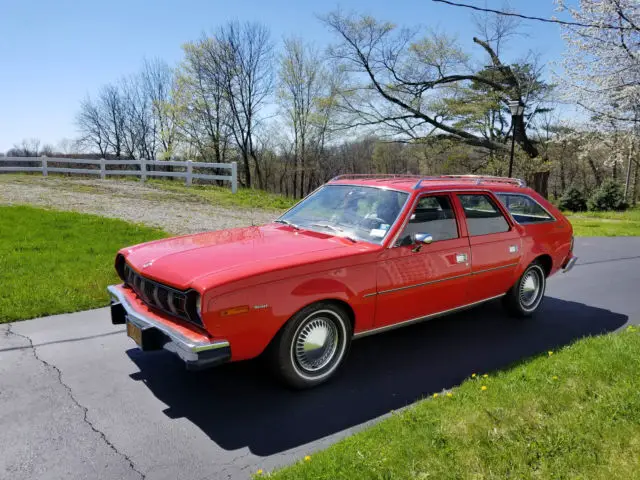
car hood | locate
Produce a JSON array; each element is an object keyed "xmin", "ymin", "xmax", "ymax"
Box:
[{"xmin": 121, "ymin": 224, "xmax": 374, "ymax": 290}]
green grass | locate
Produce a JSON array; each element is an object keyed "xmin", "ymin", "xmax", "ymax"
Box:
[
  {"xmin": 267, "ymin": 327, "xmax": 640, "ymax": 480},
  {"xmin": 0, "ymin": 174, "xmax": 297, "ymax": 211},
  {"xmin": 567, "ymin": 205, "xmax": 640, "ymax": 236},
  {"xmin": 0, "ymin": 205, "xmax": 167, "ymax": 322},
  {"xmin": 146, "ymin": 179, "xmax": 297, "ymax": 210}
]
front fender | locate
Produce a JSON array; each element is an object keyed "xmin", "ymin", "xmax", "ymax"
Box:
[{"xmin": 201, "ymin": 264, "xmax": 376, "ymax": 361}]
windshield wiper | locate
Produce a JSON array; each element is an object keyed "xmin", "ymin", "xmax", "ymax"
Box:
[
  {"xmin": 275, "ymin": 219, "xmax": 301, "ymax": 230},
  {"xmin": 310, "ymin": 223, "xmax": 357, "ymax": 243}
]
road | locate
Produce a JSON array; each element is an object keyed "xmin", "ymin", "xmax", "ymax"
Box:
[{"xmin": 1, "ymin": 237, "xmax": 639, "ymax": 480}]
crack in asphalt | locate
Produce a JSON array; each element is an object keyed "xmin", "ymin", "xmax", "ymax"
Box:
[{"xmin": 6, "ymin": 323, "xmax": 146, "ymax": 479}]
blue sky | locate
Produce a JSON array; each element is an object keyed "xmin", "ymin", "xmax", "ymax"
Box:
[{"xmin": 0, "ymin": 1, "xmax": 570, "ymax": 153}]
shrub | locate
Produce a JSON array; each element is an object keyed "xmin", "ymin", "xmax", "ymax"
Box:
[
  {"xmin": 587, "ymin": 180, "xmax": 628, "ymax": 211},
  {"xmin": 558, "ymin": 186, "xmax": 587, "ymax": 212}
]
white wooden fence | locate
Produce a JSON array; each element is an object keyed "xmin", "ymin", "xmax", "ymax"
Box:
[{"xmin": 0, "ymin": 157, "xmax": 238, "ymax": 193}]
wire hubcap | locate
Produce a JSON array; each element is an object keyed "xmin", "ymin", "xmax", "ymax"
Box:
[{"xmin": 294, "ymin": 317, "xmax": 339, "ymax": 372}]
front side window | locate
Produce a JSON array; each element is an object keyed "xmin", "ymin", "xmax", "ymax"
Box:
[
  {"xmin": 496, "ymin": 193, "xmax": 554, "ymax": 224},
  {"xmin": 397, "ymin": 195, "xmax": 458, "ymax": 245},
  {"xmin": 278, "ymin": 185, "xmax": 408, "ymax": 244},
  {"xmin": 458, "ymin": 194, "xmax": 510, "ymax": 236}
]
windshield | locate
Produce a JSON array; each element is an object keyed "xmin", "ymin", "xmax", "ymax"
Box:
[{"xmin": 278, "ymin": 185, "xmax": 409, "ymax": 244}]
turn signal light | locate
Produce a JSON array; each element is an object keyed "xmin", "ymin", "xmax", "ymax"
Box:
[{"xmin": 220, "ymin": 306, "xmax": 250, "ymax": 317}]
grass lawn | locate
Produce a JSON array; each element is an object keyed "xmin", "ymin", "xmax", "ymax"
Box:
[
  {"xmin": 0, "ymin": 205, "xmax": 166, "ymax": 322},
  {"xmin": 147, "ymin": 179, "xmax": 297, "ymax": 210},
  {"xmin": 567, "ymin": 205, "xmax": 640, "ymax": 236},
  {"xmin": 267, "ymin": 327, "xmax": 640, "ymax": 480}
]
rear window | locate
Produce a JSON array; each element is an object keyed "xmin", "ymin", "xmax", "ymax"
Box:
[{"xmin": 496, "ymin": 194, "xmax": 554, "ymax": 224}]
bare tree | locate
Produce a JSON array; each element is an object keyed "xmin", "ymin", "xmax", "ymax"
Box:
[
  {"xmin": 142, "ymin": 58, "xmax": 179, "ymax": 159},
  {"xmin": 322, "ymin": 11, "xmax": 539, "ymax": 158},
  {"xmin": 278, "ymin": 37, "xmax": 325, "ymax": 197},
  {"xmin": 176, "ymin": 38, "xmax": 232, "ymax": 163},
  {"xmin": 217, "ymin": 21, "xmax": 274, "ymax": 187},
  {"xmin": 76, "ymin": 96, "xmax": 108, "ymax": 157},
  {"xmin": 10, "ymin": 138, "xmax": 42, "ymax": 157}
]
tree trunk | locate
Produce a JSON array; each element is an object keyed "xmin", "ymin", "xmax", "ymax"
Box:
[
  {"xmin": 624, "ymin": 139, "xmax": 634, "ymax": 201},
  {"xmin": 530, "ymin": 171, "xmax": 550, "ymax": 198}
]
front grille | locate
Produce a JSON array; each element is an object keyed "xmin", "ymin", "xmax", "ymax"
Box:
[{"xmin": 123, "ymin": 263, "xmax": 202, "ymax": 327}]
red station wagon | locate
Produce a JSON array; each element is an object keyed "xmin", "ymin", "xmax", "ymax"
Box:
[{"xmin": 108, "ymin": 175, "xmax": 577, "ymax": 388}]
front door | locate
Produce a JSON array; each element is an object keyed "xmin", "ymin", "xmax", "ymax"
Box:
[
  {"xmin": 374, "ymin": 194, "xmax": 471, "ymax": 328},
  {"xmin": 455, "ymin": 193, "xmax": 522, "ymax": 303}
]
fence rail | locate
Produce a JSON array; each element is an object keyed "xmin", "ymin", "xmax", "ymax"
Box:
[{"xmin": 0, "ymin": 156, "xmax": 238, "ymax": 193}]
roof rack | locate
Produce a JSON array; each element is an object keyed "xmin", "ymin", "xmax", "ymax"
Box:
[
  {"xmin": 413, "ymin": 175, "xmax": 526, "ymax": 189},
  {"xmin": 329, "ymin": 173, "xmax": 526, "ymax": 189},
  {"xmin": 330, "ymin": 174, "xmax": 424, "ymax": 181}
]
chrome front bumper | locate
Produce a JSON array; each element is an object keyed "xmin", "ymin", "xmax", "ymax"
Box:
[
  {"xmin": 562, "ymin": 256, "xmax": 578, "ymax": 273},
  {"xmin": 108, "ymin": 285, "xmax": 231, "ymax": 370}
]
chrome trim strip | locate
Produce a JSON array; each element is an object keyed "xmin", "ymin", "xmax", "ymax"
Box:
[
  {"xmin": 471, "ymin": 262, "xmax": 520, "ymax": 276},
  {"xmin": 108, "ymin": 285, "xmax": 229, "ymax": 358},
  {"xmin": 362, "ymin": 263, "xmax": 518, "ymax": 298},
  {"xmin": 373, "ymin": 272, "xmax": 470, "ymax": 297},
  {"xmin": 353, "ymin": 293, "xmax": 506, "ymax": 339}
]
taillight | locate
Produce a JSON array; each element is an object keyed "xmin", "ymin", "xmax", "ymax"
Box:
[{"xmin": 570, "ymin": 236, "xmax": 574, "ymax": 253}]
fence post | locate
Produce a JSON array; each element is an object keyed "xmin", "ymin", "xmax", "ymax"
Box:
[
  {"xmin": 231, "ymin": 161, "xmax": 238, "ymax": 193},
  {"xmin": 140, "ymin": 158, "xmax": 146, "ymax": 183},
  {"xmin": 100, "ymin": 158, "xmax": 106, "ymax": 180},
  {"xmin": 186, "ymin": 160, "xmax": 193, "ymax": 187},
  {"xmin": 41, "ymin": 155, "xmax": 48, "ymax": 177}
]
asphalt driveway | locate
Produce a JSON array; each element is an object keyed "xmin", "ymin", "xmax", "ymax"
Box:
[{"xmin": 1, "ymin": 237, "xmax": 639, "ymax": 480}]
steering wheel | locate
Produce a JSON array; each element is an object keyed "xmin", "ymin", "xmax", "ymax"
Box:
[{"xmin": 358, "ymin": 215, "xmax": 388, "ymax": 229}]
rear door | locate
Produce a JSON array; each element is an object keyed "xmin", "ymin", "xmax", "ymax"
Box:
[{"xmin": 454, "ymin": 192, "xmax": 522, "ymax": 303}]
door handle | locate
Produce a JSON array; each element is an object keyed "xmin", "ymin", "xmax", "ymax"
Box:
[
  {"xmin": 509, "ymin": 245, "xmax": 519, "ymax": 253},
  {"xmin": 456, "ymin": 253, "xmax": 468, "ymax": 264}
]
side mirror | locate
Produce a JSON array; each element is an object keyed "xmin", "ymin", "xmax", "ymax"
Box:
[
  {"xmin": 410, "ymin": 233, "xmax": 433, "ymax": 252},
  {"xmin": 412, "ymin": 233, "xmax": 433, "ymax": 245}
]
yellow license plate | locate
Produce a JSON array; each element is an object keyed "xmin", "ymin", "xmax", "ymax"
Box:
[{"xmin": 126, "ymin": 321, "xmax": 143, "ymax": 347}]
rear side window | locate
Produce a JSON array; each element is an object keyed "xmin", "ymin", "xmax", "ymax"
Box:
[
  {"xmin": 458, "ymin": 194, "xmax": 510, "ymax": 236},
  {"xmin": 496, "ymin": 193, "xmax": 554, "ymax": 224}
]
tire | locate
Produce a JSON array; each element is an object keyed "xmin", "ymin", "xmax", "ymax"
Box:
[
  {"xmin": 503, "ymin": 262, "xmax": 546, "ymax": 317},
  {"xmin": 268, "ymin": 302, "xmax": 352, "ymax": 389}
]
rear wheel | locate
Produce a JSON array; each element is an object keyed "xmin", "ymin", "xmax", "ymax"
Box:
[
  {"xmin": 268, "ymin": 302, "xmax": 352, "ymax": 389},
  {"xmin": 503, "ymin": 262, "xmax": 546, "ymax": 317}
]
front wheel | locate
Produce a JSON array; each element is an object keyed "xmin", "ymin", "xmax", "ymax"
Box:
[
  {"xmin": 268, "ymin": 302, "xmax": 352, "ymax": 389},
  {"xmin": 503, "ymin": 262, "xmax": 546, "ymax": 317}
]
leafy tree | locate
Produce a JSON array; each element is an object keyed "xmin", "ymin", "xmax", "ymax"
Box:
[
  {"xmin": 588, "ymin": 180, "xmax": 628, "ymax": 211},
  {"xmin": 558, "ymin": 185, "xmax": 587, "ymax": 211}
]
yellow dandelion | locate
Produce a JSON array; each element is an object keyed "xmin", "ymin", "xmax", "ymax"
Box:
[
  {"xmin": 471, "ymin": 373, "xmax": 477, "ymax": 378},
  {"xmin": 446, "ymin": 392, "xmax": 453, "ymax": 398},
  {"xmin": 433, "ymin": 393, "xmax": 439, "ymax": 398},
  {"xmin": 483, "ymin": 374, "xmax": 489, "ymax": 378},
  {"xmin": 552, "ymin": 376, "xmax": 558, "ymax": 381},
  {"xmin": 304, "ymin": 455, "xmax": 311, "ymax": 462},
  {"xmin": 481, "ymin": 385, "xmax": 487, "ymax": 391},
  {"xmin": 256, "ymin": 469, "xmax": 263, "ymax": 476},
  {"xmin": 548, "ymin": 351, "xmax": 554, "ymax": 356}
]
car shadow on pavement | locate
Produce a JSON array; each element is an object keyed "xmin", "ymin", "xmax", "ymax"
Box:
[{"xmin": 127, "ymin": 297, "xmax": 627, "ymax": 457}]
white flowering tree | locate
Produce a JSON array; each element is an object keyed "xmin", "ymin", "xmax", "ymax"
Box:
[
  {"xmin": 556, "ymin": 0, "xmax": 639, "ymax": 199},
  {"xmin": 557, "ymin": 0, "xmax": 639, "ymax": 120}
]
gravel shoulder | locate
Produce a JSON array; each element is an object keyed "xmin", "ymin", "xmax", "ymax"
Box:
[{"xmin": 0, "ymin": 175, "xmax": 281, "ymax": 234}]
